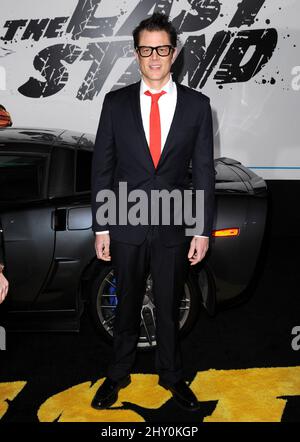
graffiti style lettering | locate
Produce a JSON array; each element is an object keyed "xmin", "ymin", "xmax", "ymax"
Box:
[
  {"xmin": 66, "ymin": 0, "xmax": 118, "ymax": 39},
  {"xmin": 21, "ymin": 19, "xmax": 50, "ymax": 41},
  {"xmin": 229, "ymin": 0, "xmax": 266, "ymax": 27},
  {"xmin": 172, "ymin": 0, "xmax": 221, "ymax": 33},
  {"xmin": 173, "ymin": 32, "xmax": 232, "ymax": 88},
  {"xmin": 1, "ymin": 19, "xmax": 28, "ymax": 41},
  {"xmin": 18, "ymin": 44, "xmax": 82, "ymax": 98},
  {"xmin": 117, "ymin": 0, "xmax": 173, "ymax": 36},
  {"xmin": 214, "ymin": 29, "xmax": 278, "ymax": 84},
  {"xmin": 44, "ymin": 17, "xmax": 69, "ymax": 39},
  {"xmin": 78, "ymin": 41, "xmax": 134, "ymax": 100},
  {"xmin": 0, "ymin": 0, "xmax": 278, "ymax": 99}
]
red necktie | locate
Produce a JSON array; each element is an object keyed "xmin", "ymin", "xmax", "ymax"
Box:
[{"xmin": 144, "ymin": 90, "xmax": 166, "ymax": 168}]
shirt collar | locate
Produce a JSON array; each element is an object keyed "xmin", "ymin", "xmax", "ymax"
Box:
[{"xmin": 140, "ymin": 75, "xmax": 174, "ymax": 95}]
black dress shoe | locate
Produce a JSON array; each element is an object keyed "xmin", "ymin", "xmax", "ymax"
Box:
[
  {"xmin": 158, "ymin": 379, "xmax": 200, "ymax": 411},
  {"xmin": 91, "ymin": 375, "xmax": 131, "ymax": 409}
]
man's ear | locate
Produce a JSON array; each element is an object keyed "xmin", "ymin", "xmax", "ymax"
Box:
[
  {"xmin": 134, "ymin": 49, "xmax": 139, "ymax": 62},
  {"xmin": 171, "ymin": 47, "xmax": 178, "ymax": 64}
]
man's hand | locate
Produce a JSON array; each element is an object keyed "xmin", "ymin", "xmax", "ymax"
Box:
[
  {"xmin": 0, "ymin": 273, "xmax": 9, "ymax": 304},
  {"xmin": 95, "ymin": 233, "xmax": 111, "ymax": 261},
  {"xmin": 188, "ymin": 237, "xmax": 209, "ymax": 266}
]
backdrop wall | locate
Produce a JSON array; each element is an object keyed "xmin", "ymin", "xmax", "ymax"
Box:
[{"xmin": 0, "ymin": 0, "xmax": 299, "ymax": 179}]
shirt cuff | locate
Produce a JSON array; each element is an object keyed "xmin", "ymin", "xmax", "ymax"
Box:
[{"xmin": 194, "ymin": 235, "xmax": 208, "ymax": 238}]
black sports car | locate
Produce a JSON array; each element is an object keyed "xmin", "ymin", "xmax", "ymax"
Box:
[{"xmin": 0, "ymin": 127, "xmax": 267, "ymax": 349}]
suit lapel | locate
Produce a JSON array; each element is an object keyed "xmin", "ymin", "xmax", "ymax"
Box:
[{"xmin": 130, "ymin": 81, "xmax": 155, "ymax": 170}]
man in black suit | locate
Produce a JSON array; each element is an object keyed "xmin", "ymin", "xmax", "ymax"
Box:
[{"xmin": 91, "ymin": 12, "xmax": 214, "ymax": 411}]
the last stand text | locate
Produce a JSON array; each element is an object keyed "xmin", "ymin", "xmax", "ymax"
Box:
[{"xmin": 0, "ymin": 0, "xmax": 277, "ymax": 99}]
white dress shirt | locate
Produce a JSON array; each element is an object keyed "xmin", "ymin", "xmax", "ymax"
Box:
[
  {"xmin": 140, "ymin": 76, "xmax": 177, "ymax": 151},
  {"xmin": 96, "ymin": 76, "xmax": 207, "ymax": 238}
]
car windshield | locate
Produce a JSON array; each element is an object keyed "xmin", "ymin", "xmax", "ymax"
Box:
[{"xmin": 0, "ymin": 154, "xmax": 46, "ymax": 201}]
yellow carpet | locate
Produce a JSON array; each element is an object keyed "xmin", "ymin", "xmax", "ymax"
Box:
[
  {"xmin": 0, "ymin": 381, "xmax": 27, "ymax": 419},
  {"xmin": 36, "ymin": 366, "xmax": 300, "ymax": 422},
  {"xmin": 1, "ymin": 366, "xmax": 300, "ymax": 422}
]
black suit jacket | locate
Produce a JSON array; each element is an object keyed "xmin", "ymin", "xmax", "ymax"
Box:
[{"xmin": 91, "ymin": 81, "xmax": 215, "ymax": 247}]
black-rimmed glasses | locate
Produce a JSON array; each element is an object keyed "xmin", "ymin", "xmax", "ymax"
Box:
[{"xmin": 136, "ymin": 45, "xmax": 174, "ymax": 57}]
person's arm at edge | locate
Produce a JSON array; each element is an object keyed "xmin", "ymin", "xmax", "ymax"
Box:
[
  {"xmin": 188, "ymin": 97, "xmax": 215, "ymax": 265},
  {"xmin": 91, "ymin": 93, "xmax": 116, "ymax": 261},
  {"xmin": 0, "ymin": 263, "xmax": 8, "ymax": 304}
]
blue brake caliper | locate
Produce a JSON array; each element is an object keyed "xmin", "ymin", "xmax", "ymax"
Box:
[{"xmin": 108, "ymin": 276, "xmax": 118, "ymax": 306}]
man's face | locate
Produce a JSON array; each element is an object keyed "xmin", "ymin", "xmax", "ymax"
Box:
[{"xmin": 135, "ymin": 30, "xmax": 177, "ymax": 86}]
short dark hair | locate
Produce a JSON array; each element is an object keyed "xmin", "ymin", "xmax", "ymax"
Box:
[{"xmin": 133, "ymin": 12, "xmax": 178, "ymax": 48}]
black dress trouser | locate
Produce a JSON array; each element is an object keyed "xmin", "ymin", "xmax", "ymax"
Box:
[{"xmin": 107, "ymin": 226, "xmax": 190, "ymax": 384}]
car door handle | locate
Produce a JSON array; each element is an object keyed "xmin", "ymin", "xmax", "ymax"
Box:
[{"xmin": 52, "ymin": 208, "xmax": 67, "ymax": 231}]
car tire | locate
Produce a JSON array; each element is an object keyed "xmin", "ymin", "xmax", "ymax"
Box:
[{"xmin": 89, "ymin": 265, "xmax": 201, "ymax": 351}]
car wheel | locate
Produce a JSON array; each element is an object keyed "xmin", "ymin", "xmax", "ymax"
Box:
[{"xmin": 90, "ymin": 265, "xmax": 200, "ymax": 351}]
